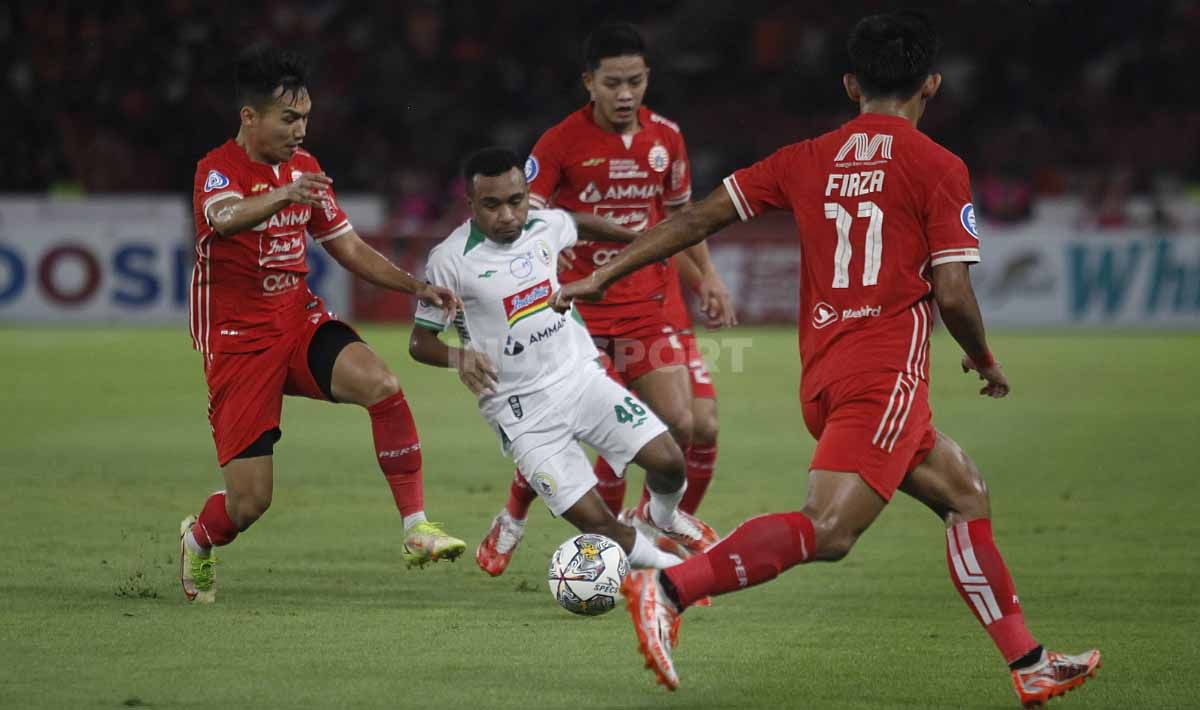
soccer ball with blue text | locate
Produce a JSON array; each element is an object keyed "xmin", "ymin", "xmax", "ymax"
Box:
[{"xmin": 547, "ymin": 534, "xmax": 628, "ymax": 616}]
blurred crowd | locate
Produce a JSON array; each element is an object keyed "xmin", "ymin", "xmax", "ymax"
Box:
[{"xmin": 3, "ymin": 0, "xmax": 1199, "ymax": 234}]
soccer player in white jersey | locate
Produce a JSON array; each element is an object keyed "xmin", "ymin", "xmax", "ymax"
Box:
[{"xmin": 408, "ymin": 147, "xmax": 718, "ymax": 568}]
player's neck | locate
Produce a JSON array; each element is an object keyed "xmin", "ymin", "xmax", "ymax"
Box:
[
  {"xmin": 591, "ymin": 104, "xmax": 640, "ymax": 136},
  {"xmin": 235, "ymin": 130, "xmax": 280, "ymax": 165},
  {"xmin": 858, "ymin": 98, "xmax": 923, "ymax": 127}
]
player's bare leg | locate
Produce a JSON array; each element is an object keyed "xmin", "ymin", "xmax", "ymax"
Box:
[
  {"xmin": 180, "ymin": 453, "xmax": 273, "ymax": 603},
  {"xmin": 680, "ymin": 395, "xmax": 719, "ymax": 514},
  {"xmin": 625, "ymin": 470, "xmax": 885, "ymax": 689},
  {"xmin": 629, "ymin": 365, "xmax": 694, "ymax": 452},
  {"xmin": 626, "ymin": 432, "xmax": 718, "ymax": 554},
  {"xmin": 330, "ymin": 341, "xmax": 464, "ymax": 567},
  {"xmin": 560, "ymin": 489, "xmax": 683, "ymax": 570},
  {"xmin": 900, "ymin": 431, "xmax": 1100, "ymax": 707}
]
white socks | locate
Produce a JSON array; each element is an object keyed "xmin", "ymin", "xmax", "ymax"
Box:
[
  {"xmin": 648, "ymin": 481, "xmax": 687, "ymax": 529},
  {"xmin": 628, "ymin": 530, "xmax": 684, "ymax": 569},
  {"xmin": 183, "ymin": 531, "xmax": 211, "ymax": 557},
  {"xmin": 403, "ymin": 511, "xmax": 428, "ymax": 532}
]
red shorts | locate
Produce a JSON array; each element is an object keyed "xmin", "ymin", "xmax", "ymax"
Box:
[
  {"xmin": 203, "ymin": 310, "xmax": 346, "ymax": 466},
  {"xmin": 592, "ymin": 325, "xmax": 688, "ymax": 385},
  {"xmin": 802, "ymin": 371, "xmax": 936, "ymax": 501},
  {"xmin": 676, "ymin": 330, "xmax": 716, "ymax": 399}
]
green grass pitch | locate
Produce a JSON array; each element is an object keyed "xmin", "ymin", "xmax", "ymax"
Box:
[{"xmin": 1, "ymin": 326, "xmax": 1197, "ymax": 708}]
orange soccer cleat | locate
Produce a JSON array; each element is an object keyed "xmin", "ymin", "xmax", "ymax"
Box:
[
  {"xmin": 474, "ymin": 509, "xmax": 525, "ymax": 577},
  {"xmin": 622, "ymin": 569, "xmax": 681, "ymax": 691},
  {"xmin": 1011, "ymin": 649, "xmax": 1101, "ymax": 708}
]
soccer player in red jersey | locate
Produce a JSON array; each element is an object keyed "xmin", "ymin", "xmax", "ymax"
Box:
[
  {"xmin": 553, "ymin": 11, "xmax": 1100, "ymax": 706},
  {"xmin": 476, "ymin": 24, "xmax": 734, "ymax": 576},
  {"xmin": 178, "ymin": 47, "xmax": 466, "ymax": 603}
]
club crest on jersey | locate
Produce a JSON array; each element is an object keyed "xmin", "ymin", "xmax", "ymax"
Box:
[
  {"xmin": 203, "ymin": 170, "xmax": 230, "ymax": 192},
  {"xmin": 524, "ymin": 155, "xmax": 539, "ymax": 182},
  {"xmin": 960, "ymin": 203, "xmax": 979, "ymax": 239},
  {"xmin": 504, "ymin": 279, "xmax": 552, "ymax": 327},
  {"xmin": 536, "ymin": 240, "xmax": 552, "ymax": 266},
  {"xmin": 579, "ymin": 182, "xmax": 602, "ymax": 204},
  {"xmin": 510, "ymin": 253, "xmax": 534, "ymax": 279},
  {"xmin": 648, "ymin": 145, "xmax": 670, "ymax": 173},
  {"xmin": 812, "ymin": 301, "xmax": 839, "ymax": 329},
  {"xmin": 291, "ymin": 169, "xmax": 303, "ymax": 182}
]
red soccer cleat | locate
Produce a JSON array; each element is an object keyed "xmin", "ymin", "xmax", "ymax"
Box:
[
  {"xmin": 622, "ymin": 569, "xmax": 681, "ymax": 690},
  {"xmin": 474, "ymin": 510, "xmax": 525, "ymax": 577},
  {"xmin": 1011, "ymin": 649, "xmax": 1101, "ymax": 708}
]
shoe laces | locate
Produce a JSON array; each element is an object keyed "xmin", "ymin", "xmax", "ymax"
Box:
[
  {"xmin": 190, "ymin": 554, "xmax": 217, "ymax": 586},
  {"xmin": 409, "ymin": 521, "xmax": 449, "ymax": 539}
]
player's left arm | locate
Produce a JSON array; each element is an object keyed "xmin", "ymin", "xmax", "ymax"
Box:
[
  {"xmin": 669, "ymin": 228, "xmax": 737, "ymax": 329},
  {"xmin": 321, "ymin": 230, "xmax": 460, "ymax": 319},
  {"xmin": 931, "ymin": 263, "xmax": 1007, "ymax": 398},
  {"xmin": 550, "ymin": 186, "xmax": 740, "ymax": 310}
]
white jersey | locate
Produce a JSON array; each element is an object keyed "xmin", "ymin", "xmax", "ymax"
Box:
[{"xmin": 415, "ymin": 209, "xmax": 600, "ymax": 430}]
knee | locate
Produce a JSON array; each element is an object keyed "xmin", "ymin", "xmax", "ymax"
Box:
[
  {"xmin": 692, "ymin": 410, "xmax": 719, "ymax": 447},
  {"xmin": 808, "ymin": 513, "xmax": 862, "ymax": 562},
  {"xmin": 665, "ymin": 408, "xmax": 694, "ymax": 449},
  {"xmin": 367, "ymin": 371, "xmax": 402, "ymax": 406},
  {"xmin": 946, "ymin": 474, "xmax": 990, "ymax": 525},
  {"xmin": 230, "ymin": 492, "xmax": 271, "ymax": 530}
]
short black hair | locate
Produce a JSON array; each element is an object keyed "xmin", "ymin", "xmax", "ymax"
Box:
[
  {"xmin": 847, "ymin": 10, "xmax": 941, "ymax": 99},
  {"xmin": 235, "ymin": 45, "xmax": 310, "ymax": 109},
  {"xmin": 462, "ymin": 147, "xmax": 523, "ymax": 192},
  {"xmin": 583, "ymin": 22, "xmax": 646, "ymax": 71}
]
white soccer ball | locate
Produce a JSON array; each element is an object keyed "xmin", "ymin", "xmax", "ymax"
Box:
[{"xmin": 547, "ymin": 533, "xmax": 629, "ymax": 616}]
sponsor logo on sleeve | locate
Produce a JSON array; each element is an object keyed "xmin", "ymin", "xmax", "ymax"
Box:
[
  {"xmin": 961, "ymin": 203, "xmax": 979, "ymax": 239},
  {"xmin": 524, "ymin": 156, "xmax": 539, "ymax": 182},
  {"xmin": 203, "ymin": 170, "xmax": 230, "ymax": 192},
  {"xmin": 647, "ymin": 144, "xmax": 670, "ymax": 173},
  {"xmin": 503, "ymin": 279, "xmax": 552, "ymax": 327}
]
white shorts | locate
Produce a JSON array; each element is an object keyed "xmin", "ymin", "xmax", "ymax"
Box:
[{"xmin": 498, "ymin": 364, "xmax": 668, "ymax": 516}]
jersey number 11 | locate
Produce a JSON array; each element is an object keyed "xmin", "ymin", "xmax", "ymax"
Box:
[{"xmin": 824, "ymin": 201, "xmax": 883, "ymax": 288}]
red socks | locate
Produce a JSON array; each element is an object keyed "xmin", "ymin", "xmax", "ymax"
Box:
[
  {"xmin": 192, "ymin": 491, "xmax": 239, "ymax": 547},
  {"xmin": 680, "ymin": 443, "xmax": 717, "ymax": 514},
  {"xmin": 506, "ymin": 469, "xmax": 536, "ymax": 519},
  {"xmin": 368, "ymin": 391, "xmax": 425, "ymax": 517},
  {"xmin": 946, "ymin": 519, "xmax": 1039, "ymax": 663},
  {"xmin": 665, "ymin": 512, "xmax": 815, "ymax": 609},
  {"xmin": 593, "ymin": 457, "xmax": 626, "ymax": 515}
]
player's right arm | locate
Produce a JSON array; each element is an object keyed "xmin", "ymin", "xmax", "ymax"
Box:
[
  {"xmin": 408, "ymin": 324, "xmax": 499, "ymax": 398},
  {"xmin": 206, "ymin": 172, "xmax": 332, "ymax": 237},
  {"xmin": 407, "ymin": 248, "xmax": 498, "ymax": 396}
]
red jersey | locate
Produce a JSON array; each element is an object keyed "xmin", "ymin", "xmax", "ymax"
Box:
[
  {"xmin": 723, "ymin": 113, "xmax": 981, "ymax": 401},
  {"xmin": 190, "ymin": 140, "xmax": 351, "ymax": 354},
  {"xmin": 660, "ymin": 259, "xmax": 692, "ymax": 332},
  {"xmin": 527, "ymin": 104, "xmax": 691, "ymax": 335}
]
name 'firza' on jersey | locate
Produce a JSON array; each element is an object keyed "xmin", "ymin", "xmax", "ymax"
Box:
[{"xmin": 722, "ymin": 112, "xmax": 982, "ymax": 401}]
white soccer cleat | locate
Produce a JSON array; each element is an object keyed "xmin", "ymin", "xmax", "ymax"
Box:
[{"xmin": 179, "ymin": 515, "xmax": 217, "ymax": 604}]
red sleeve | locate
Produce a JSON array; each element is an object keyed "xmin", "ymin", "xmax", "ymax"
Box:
[
  {"xmin": 302, "ymin": 155, "xmax": 352, "ymax": 244},
  {"xmin": 722, "ymin": 146, "xmax": 793, "ymax": 221},
  {"xmin": 194, "ymin": 156, "xmax": 247, "ymax": 227},
  {"xmin": 664, "ymin": 129, "xmax": 692, "ymax": 207},
  {"xmin": 925, "ymin": 157, "xmax": 981, "ymax": 265},
  {"xmin": 527, "ymin": 129, "xmax": 564, "ymax": 209}
]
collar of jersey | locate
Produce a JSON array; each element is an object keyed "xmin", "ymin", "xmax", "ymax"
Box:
[{"xmin": 464, "ymin": 217, "xmax": 548, "ymax": 255}]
